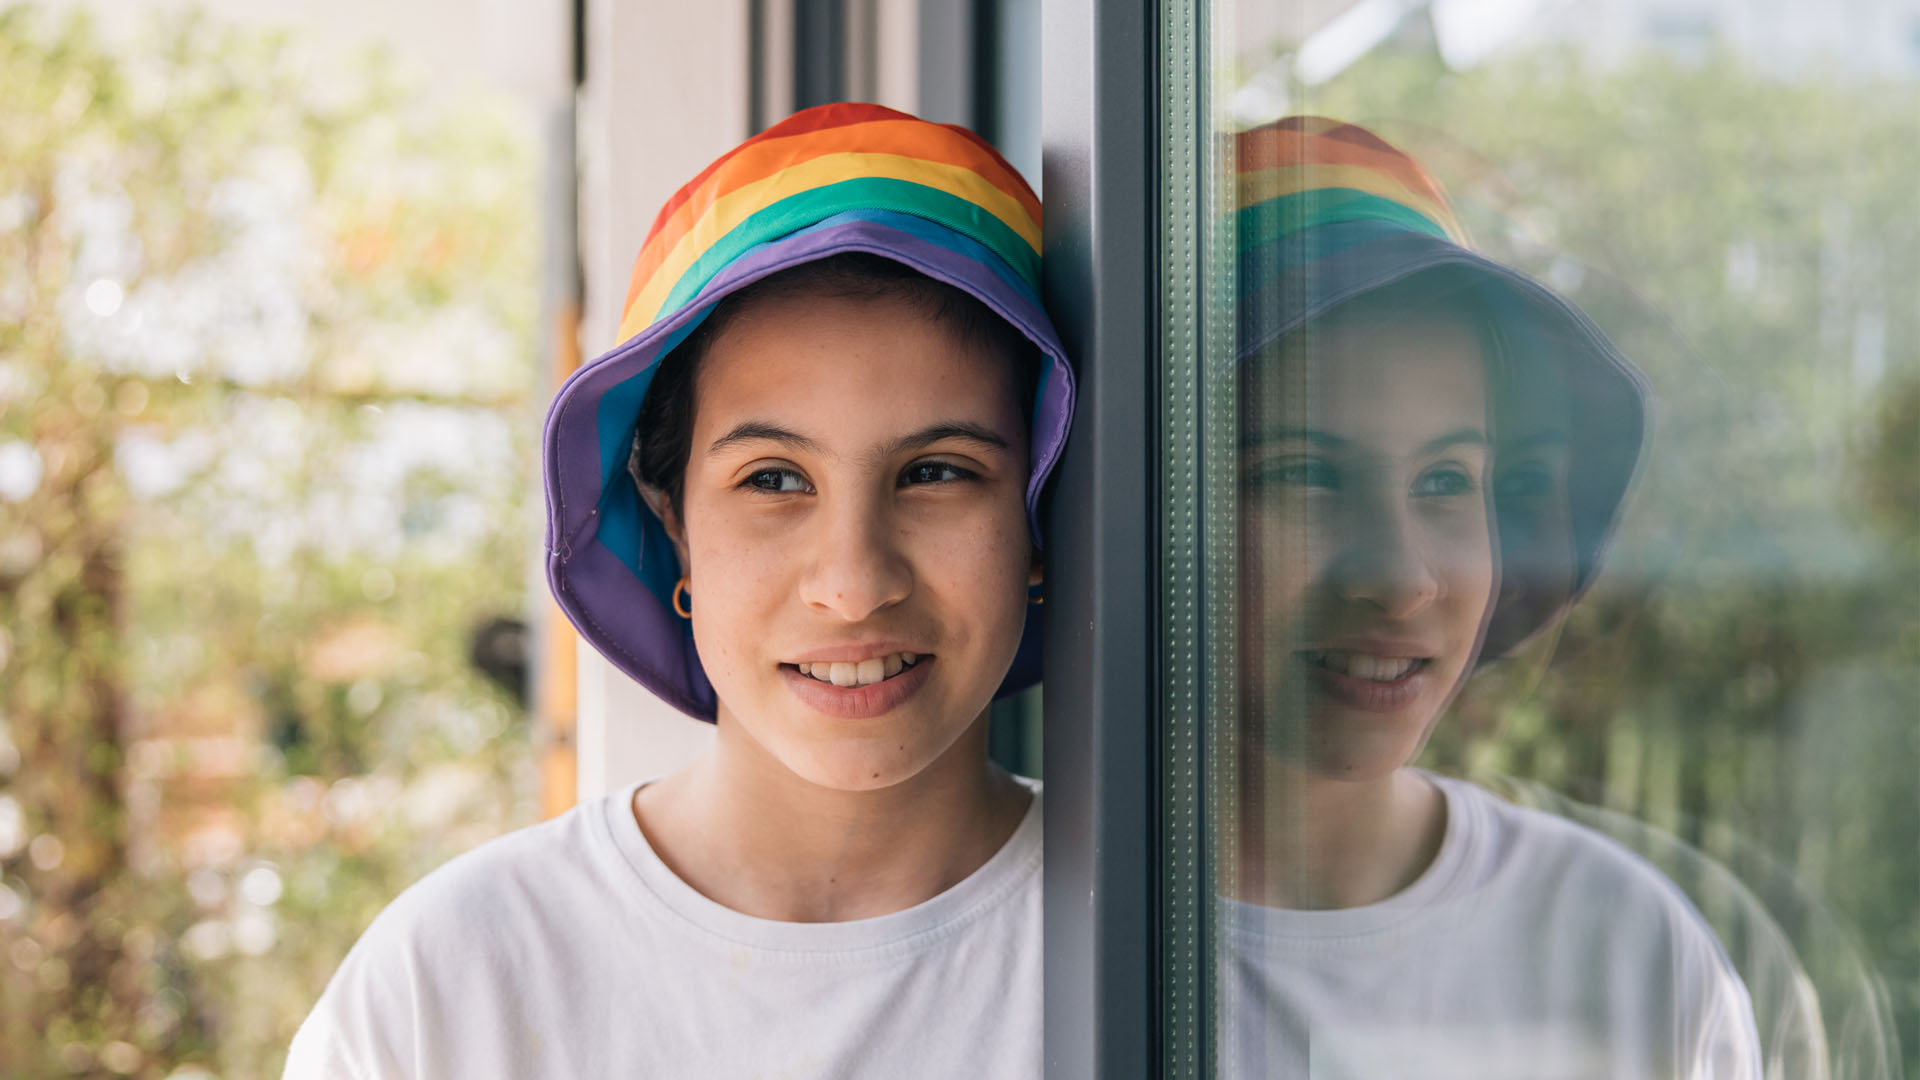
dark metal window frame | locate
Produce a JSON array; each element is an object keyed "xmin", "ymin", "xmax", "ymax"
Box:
[
  {"xmin": 1041, "ymin": 0, "xmax": 1163, "ymax": 1076},
  {"xmin": 792, "ymin": 0, "xmax": 849, "ymax": 109}
]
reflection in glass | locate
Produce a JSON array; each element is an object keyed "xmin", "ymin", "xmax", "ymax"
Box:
[
  {"xmin": 1176, "ymin": 5, "xmax": 1920, "ymax": 1076},
  {"xmin": 1219, "ymin": 117, "xmax": 1761, "ymax": 1078}
]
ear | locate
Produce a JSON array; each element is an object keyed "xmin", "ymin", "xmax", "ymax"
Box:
[
  {"xmin": 1028, "ymin": 549, "xmax": 1044, "ymax": 589},
  {"xmin": 639, "ymin": 483, "xmax": 693, "ymax": 573}
]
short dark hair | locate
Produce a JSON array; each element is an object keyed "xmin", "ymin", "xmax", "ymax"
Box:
[{"xmin": 629, "ymin": 252, "xmax": 1044, "ymax": 511}]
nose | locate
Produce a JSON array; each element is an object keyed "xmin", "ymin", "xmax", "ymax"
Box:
[
  {"xmin": 1331, "ymin": 500, "xmax": 1441, "ymax": 619},
  {"xmin": 796, "ymin": 489, "xmax": 914, "ymax": 621}
]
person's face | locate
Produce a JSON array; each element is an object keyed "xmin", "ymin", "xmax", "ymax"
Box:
[
  {"xmin": 664, "ymin": 289, "xmax": 1037, "ymax": 791},
  {"xmin": 1239, "ymin": 308, "xmax": 1496, "ymax": 779}
]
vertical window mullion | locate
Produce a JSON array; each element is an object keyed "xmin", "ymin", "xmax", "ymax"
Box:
[
  {"xmin": 1040, "ymin": 0, "xmax": 1160, "ymax": 1075},
  {"xmin": 1157, "ymin": 0, "xmax": 1210, "ymax": 1070}
]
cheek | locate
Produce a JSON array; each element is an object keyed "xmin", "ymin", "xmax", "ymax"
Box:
[
  {"xmin": 914, "ymin": 505, "xmax": 1032, "ymax": 623},
  {"xmin": 680, "ymin": 509, "xmax": 796, "ymax": 675},
  {"xmin": 1240, "ymin": 508, "xmax": 1324, "ymax": 639}
]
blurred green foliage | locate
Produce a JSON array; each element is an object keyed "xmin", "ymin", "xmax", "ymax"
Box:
[
  {"xmin": 0, "ymin": 8, "xmax": 539, "ymax": 1076},
  {"xmin": 1285, "ymin": 37, "xmax": 1917, "ymax": 1077}
]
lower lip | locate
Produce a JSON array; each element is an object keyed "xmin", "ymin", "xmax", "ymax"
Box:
[
  {"xmin": 1302, "ymin": 657, "xmax": 1432, "ymax": 712},
  {"xmin": 781, "ymin": 658, "xmax": 935, "ymax": 720}
]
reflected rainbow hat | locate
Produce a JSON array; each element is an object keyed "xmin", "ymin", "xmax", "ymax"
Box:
[
  {"xmin": 543, "ymin": 104, "xmax": 1074, "ymax": 721},
  {"xmin": 1235, "ymin": 114, "xmax": 1469, "ymax": 260},
  {"xmin": 1234, "ymin": 115, "xmax": 1649, "ymax": 659}
]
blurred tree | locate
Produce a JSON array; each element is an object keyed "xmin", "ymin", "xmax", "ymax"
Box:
[{"xmin": 0, "ymin": 9, "xmax": 538, "ymax": 1076}]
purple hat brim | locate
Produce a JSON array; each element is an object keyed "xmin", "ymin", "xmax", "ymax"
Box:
[{"xmin": 545, "ymin": 212, "xmax": 1075, "ymax": 721}]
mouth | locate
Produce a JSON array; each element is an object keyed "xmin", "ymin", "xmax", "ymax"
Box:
[
  {"xmin": 1291, "ymin": 647, "xmax": 1436, "ymax": 713},
  {"xmin": 1296, "ymin": 650, "xmax": 1430, "ymax": 683},
  {"xmin": 780, "ymin": 652, "xmax": 935, "ymax": 720},
  {"xmin": 787, "ymin": 651, "xmax": 924, "ymax": 688}
]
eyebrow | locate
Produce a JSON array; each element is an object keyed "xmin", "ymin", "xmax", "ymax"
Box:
[
  {"xmin": 707, "ymin": 422, "xmax": 824, "ymax": 457},
  {"xmin": 1416, "ymin": 427, "xmax": 1490, "ymax": 456},
  {"xmin": 879, "ymin": 422, "xmax": 1011, "ymax": 458},
  {"xmin": 1240, "ymin": 426, "xmax": 1488, "ymax": 456},
  {"xmin": 705, "ymin": 420, "xmax": 1010, "ymax": 459}
]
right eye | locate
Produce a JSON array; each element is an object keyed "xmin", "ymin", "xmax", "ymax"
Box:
[{"xmin": 743, "ymin": 468, "xmax": 811, "ymax": 494}]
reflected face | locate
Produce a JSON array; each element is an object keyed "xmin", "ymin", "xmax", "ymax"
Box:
[
  {"xmin": 1487, "ymin": 356, "xmax": 1576, "ymax": 656},
  {"xmin": 1239, "ymin": 308, "xmax": 1496, "ymax": 779},
  {"xmin": 670, "ymin": 290, "xmax": 1036, "ymax": 791}
]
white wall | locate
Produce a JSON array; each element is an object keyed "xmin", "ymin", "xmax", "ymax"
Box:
[{"xmin": 571, "ymin": 0, "xmax": 762, "ymax": 797}]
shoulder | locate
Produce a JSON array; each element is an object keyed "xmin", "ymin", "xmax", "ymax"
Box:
[
  {"xmin": 1447, "ymin": 778, "xmax": 1692, "ymax": 903},
  {"xmin": 1438, "ymin": 776, "xmax": 1758, "ymax": 1045},
  {"xmin": 1440, "ymin": 776, "xmax": 1744, "ymax": 964},
  {"xmin": 284, "ymin": 793, "xmax": 631, "ymax": 1079},
  {"xmin": 1438, "ymin": 777, "xmax": 1761, "ymax": 1072},
  {"xmin": 365, "ymin": 797, "xmax": 613, "ymax": 954}
]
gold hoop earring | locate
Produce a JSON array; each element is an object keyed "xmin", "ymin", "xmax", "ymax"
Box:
[{"xmin": 672, "ymin": 577, "xmax": 693, "ymax": 619}]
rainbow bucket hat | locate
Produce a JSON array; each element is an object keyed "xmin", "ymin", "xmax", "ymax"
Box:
[
  {"xmin": 1235, "ymin": 117, "xmax": 1649, "ymax": 657},
  {"xmin": 543, "ymin": 104, "xmax": 1075, "ymax": 720}
]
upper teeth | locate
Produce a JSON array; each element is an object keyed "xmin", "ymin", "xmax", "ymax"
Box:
[
  {"xmin": 1305, "ymin": 651, "xmax": 1420, "ymax": 682},
  {"xmin": 798, "ymin": 653, "xmax": 920, "ymax": 688}
]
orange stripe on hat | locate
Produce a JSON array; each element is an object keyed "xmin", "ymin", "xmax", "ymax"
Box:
[{"xmin": 1234, "ymin": 116, "xmax": 1467, "ymax": 244}]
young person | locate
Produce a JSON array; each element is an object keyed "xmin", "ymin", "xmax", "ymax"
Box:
[
  {"xmin": 1222, "ymin": 117, "xmax": 1762, "ymax": 1078},
  {"xmin": 284, "ymin": 103, "xmax": 1074, "ymax": 1079}
]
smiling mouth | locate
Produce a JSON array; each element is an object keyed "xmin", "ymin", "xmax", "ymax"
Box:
[
  {"xmin": 1297, "ymin": 650, "xmax": 1430, "ymax": 683},
  {"xmin": 791, "ymin": 652, "xmax": 924, "ymax": 689}
]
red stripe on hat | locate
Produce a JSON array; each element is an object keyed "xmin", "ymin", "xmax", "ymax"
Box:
[{"xmin": 1235, "ymin": 116, "xmax": 1455, "ymax": 217}]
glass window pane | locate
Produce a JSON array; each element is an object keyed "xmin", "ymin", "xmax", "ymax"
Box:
[{"xmin": 1169, "ymin": 3, "xmax": 1919, "ymax": 1076}]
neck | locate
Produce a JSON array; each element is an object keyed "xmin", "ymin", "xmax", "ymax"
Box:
[
  {"xmin": 1228, "ymin": 754, "xmax": 1446, "ymax": 910},
  {"xmin": 634, "ymin": 710, "xmax": 1030, "ymax": 922}
]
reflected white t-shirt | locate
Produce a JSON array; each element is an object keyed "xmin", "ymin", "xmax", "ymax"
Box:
[
  {"xmin": 284, "ymin": 779, "xmax": 1042, "ymax": 1079},
  {"xmin": 1220, "ymin": 773, "xmax": 1762, "ymax": 1080}
]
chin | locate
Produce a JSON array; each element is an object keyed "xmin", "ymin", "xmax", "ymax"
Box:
[
  {"xmin": 721, "ymin": 665, "xmax": 999, "ymax": 792},
  {"xmin": 1250, "ymin": 710, "xmax": 1432, "ymax": 782},
  {"xmin": 776, "ymin": 738, "xmax": 943, "ymax": 792},
  {"xmin": 1292, "ymin": 738, "xmax": 1415, "ymax": 782}
]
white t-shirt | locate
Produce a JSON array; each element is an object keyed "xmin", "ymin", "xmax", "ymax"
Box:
[
  {"xmin": 284, "ymin": 779, "xmax": 1043, "ymax": 1079},
  {"xmin": 1219, "ymin": 773, "xmax": 1763, "ymax": 1080}
]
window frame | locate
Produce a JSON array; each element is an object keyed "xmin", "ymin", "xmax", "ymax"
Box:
[{"xmin": 1039, "ymin": 0, "xmax": 1164, "ymax": 1075}]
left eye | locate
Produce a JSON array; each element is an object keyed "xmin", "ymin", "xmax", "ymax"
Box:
[
  {"xmin": 900, "ymin": 461, "xmax": 974, "ymax": 486},
  {"xmin": 745, "ymin": 468, "xmax": 810, "ymax": 493},
  {"xmin": 1412, "ymin": 467, "xmax": 1477, "ymax": 497}
]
